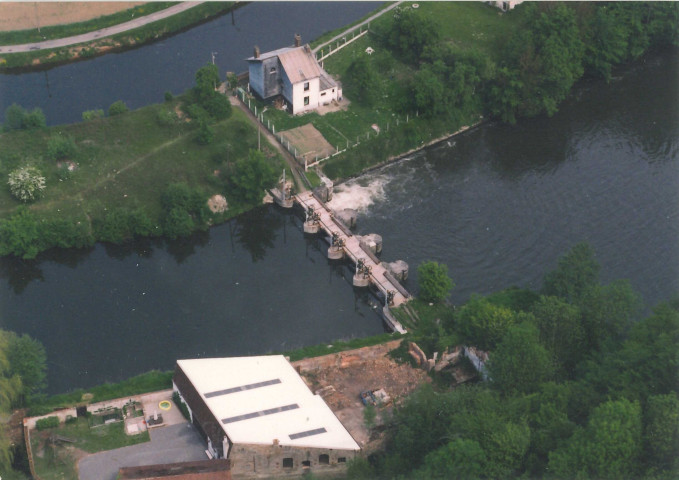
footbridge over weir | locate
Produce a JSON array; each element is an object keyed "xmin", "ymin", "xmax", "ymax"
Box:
[{"xmin": 294, "ymin": 191, "xmax": 411, "ymax": 312}]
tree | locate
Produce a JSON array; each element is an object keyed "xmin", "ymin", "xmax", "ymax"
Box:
[
  {"xmin": 195, "ymin": 119, "xmax": 214, "ymax": 145},
  {"xmin": 455, "ymin": 295, "xmax": 519, "ymax": 350},
  {"xmin": 549, "ymin": 398, "xmax": 642, "ymax": 479},
  {"xmin": 417, "ymin": 261, "xmax": 453, "ymax": 303},
  {"xmin": 530, "ymin": 295, "xmax": 584, "ymax": 375},
  {"xmin": 8, "ymin": 166, "xmax": 46, "ymax": 203},
  {"xmin": 643, "ymin": 393, "xmax": 679, "ymax": 474},
  {"xmin": 0, "ymin": 330, "xmax": 22, "ymax": 471},
  {"xmin": 108, "ymin": 100, "xmax": 129, "ymax": 116},
  {"xmin": 0, "ymin": 207, "xmax": 41, "ymax": 259},
  {"xmin": 6, "ymin": 331, "xmax": 47, "ymax": 401},
  {"xmin": 412, "ymin": 64, "xmax": 447, "ymax": 116},
  {"xmin": 346, "ymin": 55, "xmax": 381, "ymax": 106},
  {"xmin": 487, "ymin": 322, "xmax": 554, "ymax": 395},
  {"xmin": 579, "ymin": 279, "xmax": 641, "ymax": 349},
  {"xmin": 387, "ymin": 7, "xmax": 440, "ymax": 64},
  {"xmin": 542, "ymin": 242, "xmax": 600, "ymax": 305},
  {"xmin": 584, "ymin": 6, "xmax": 628, "ymax": 81},
  {"xmin": 414, "ymin": 438, "xmax": 487, "ymax": 479},
  {"xmin": 194, "ymin": 63, "xmax": 221, "ymax": 101},
  {"xmin": 229, "ymin": 149, "xmax": 277, "ymax": 205}
]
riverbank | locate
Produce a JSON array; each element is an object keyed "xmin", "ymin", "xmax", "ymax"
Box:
[{"xmin": 0, "ymin": 2, "xmax": 236, "ymax": 71}]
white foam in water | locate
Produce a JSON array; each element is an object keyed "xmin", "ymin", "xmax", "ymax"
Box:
[{"xmin": 327, "ymin": 175, "xmax": 390, "ymax": 213}]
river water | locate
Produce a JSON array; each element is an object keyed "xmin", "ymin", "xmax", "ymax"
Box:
[{"xmin": 0, "ymin": 4, "xmax": 677, "ymax": 394}]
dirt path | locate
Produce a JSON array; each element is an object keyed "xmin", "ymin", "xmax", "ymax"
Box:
[
  {"xmin": 0, "ymin": 2, "xmax": 145, "ymax": 32},
  {"xmin": 229, "ymin": 95, "xmax": 309, "ymax": 193}
]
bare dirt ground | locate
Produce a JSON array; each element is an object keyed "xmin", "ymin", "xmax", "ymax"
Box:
[
  {"xmin": 0, "ymin": 2, "xmax": 145, "ymax": 32},
  {"xmin": 280, "ymin": 123, "xmax": 337, "ymax": 164},
  {"xmin": 293, "ymin": 340, "xmax": 431, "ymax": 454}
]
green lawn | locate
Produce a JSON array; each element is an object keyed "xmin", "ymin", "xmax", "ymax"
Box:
[{"xmin": 0, "ymin": 97, "xmax": 284, "ymax": 231}]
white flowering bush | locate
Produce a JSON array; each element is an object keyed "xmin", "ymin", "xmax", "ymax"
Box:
[{"xmin": 8, "ymin": 166, "xmax": 46, "ymax": 202}]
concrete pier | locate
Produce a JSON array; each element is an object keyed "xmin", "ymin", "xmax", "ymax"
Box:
[{"xmin": 294, "ymin": 191, "xmax": 410, "ymax": 308}]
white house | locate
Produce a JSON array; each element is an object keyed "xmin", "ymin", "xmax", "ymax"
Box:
[{"xmin": 247, "ymin": 35, "xmax": 341, "ymax": 115}]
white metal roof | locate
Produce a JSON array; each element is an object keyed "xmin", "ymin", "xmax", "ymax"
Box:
[
  {"xmin": 277, "ymin": 46, "xmax": 322, "ymax": 84},
  {"xmin": 177, "ymin": 356, "xmax": 360, "ymax": 451}
]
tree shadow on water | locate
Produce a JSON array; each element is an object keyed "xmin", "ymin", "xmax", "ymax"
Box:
[
  {"xmin": 233, "ymin": 206, "xmax": 282, "ymax": 262},
  {"xmin": 0, "ymin": 256, "xmax": 45, "ymax": 295},
  {"xmin": 165, "ymin": 230, "xmax": 211, "ymax": 265}
]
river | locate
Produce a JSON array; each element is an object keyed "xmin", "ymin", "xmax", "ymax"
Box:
[{"xmin": 0, "ymin": 5, "xmax": 677, "ymax": 395}]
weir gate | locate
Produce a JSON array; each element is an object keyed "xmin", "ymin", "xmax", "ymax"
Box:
[{"xmin": 293, "ymin": 191, "xmax": 410, "ymax": 332}]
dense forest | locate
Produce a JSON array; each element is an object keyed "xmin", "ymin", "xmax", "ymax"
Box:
[{"xmin": 345, "ymin": 244, "xmax": 678, "ymax": 480}]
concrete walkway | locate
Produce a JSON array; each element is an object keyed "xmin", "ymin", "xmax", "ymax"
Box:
[
  {"xmin": 0, "ymin": 2, "xmax": 204, "ymax": 54},
  {"xmin": 312, "ymin": 1, "xmax": 404, "ymax": 54}
]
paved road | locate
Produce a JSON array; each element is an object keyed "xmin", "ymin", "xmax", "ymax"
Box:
[
  {"xmin": 0, "ymin": 2, "xmax": 204, "ymax": 54},
  {"xmin": 78, "ymin": 423, "xmax": 207, "ymax": 480},
  {"xmin": 312, "ymin": 1, "xmax": 404, "ymax": 54}
]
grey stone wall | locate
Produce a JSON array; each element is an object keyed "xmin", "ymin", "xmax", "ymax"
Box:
[{"xmin": 229, "ymin": 442, "xmax": 356, "ymax": 478}]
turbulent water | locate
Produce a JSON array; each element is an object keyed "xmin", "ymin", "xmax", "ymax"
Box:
[{"xmin": 0, "ymin": 32, "xmax": 676, "ymax": 393}]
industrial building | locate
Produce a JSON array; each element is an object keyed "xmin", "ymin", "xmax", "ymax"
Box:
[{"xmin": 172, "ymin": 356, "xmax": 360, "ymax": 478}]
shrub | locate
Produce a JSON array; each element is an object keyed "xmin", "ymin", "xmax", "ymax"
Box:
[
  {"xmin": 8, "ymin": 166, "xmax": 46, "ymax": 202},
  {"xmin": 35, "ymin": 416, "xmax": 59, "ymax": 430},
  {"xmin": 201, "ymin": 93, "xmax": 232, "ymax": 120},
  {"xmin": 195, "ymin": 120, "xmax": 214, "ymax": 145},
  {"xmin": 108, "ymin": 100, "xmax": 129, "ymax": 116},
  {"xmin": 156, "ymin": 108, "xmax": 178, "ymax": 127},
  {"xmin": 46, "ymin": 134, "xmax": 77, "ymax": 161},
  {"xmin": 172, "ymin": 391, "xmax": 191, "ymax": 421},
  {"xmin": 23, "ymin": 108, "xmax": 46, "ymax": 129},
  {"xmin": 65, "ymin": 415, "xmax": 77, "ymax": 424},
  {"xmin": 164, "ymin": 91, "xmax": 174, "ymax": 102},
  {"xmin": 82, "ymin": 109, "xmax": 104, "ymax": 121},
  {"xmin": 4, "ymin": 103, "xmax": 26, "ymax": 130}
]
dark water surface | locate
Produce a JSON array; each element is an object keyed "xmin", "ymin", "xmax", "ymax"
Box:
[
  {"xmin": 0, "ymin": 2, "xmax": 381, "ymax": 126},
  {"xmin": 0, "ymin": 6, "xmax": 677, "ymax": 394}
]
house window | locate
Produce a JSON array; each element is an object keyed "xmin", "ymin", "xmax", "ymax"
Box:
[
  {"xmin": 338, "ymin": 457, "xmax": 346, "ymax": 463},
  {"xmin": 319, "ymin": 454, "xmax": 329, "ymax": 465},
  {"xmin": 304, "ymin": 96, "xmax": 310, "ymax": 106},
  {"xmin": 270, "ymin": 67, "xmax": 277, "ymax": 74},
  {"xmin": 283, "ymin": 458, "xmax": 293, "ymax": 468},
  {"xmin": 302, "ymin": 460, "xmax": 311, "ymax": 469},
  {"xmin": 332, "ymin": 89, "xmax": 335, "ymax": 93},
  {"xmin": 304, "ymin": 82, "xmax": 310, "ymax": 91},
  {"xmin": 321, "ymin": 92, "xmax": 326, "ymax": 96}
]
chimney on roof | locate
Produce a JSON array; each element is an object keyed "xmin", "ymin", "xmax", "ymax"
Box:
[
  {"xmin": 294, "ymin": 34, "xmax": 301, "ymax": 47},
  {"xmin": 254, "ymin": 45, "xmax": 260, "ymax": 59}
]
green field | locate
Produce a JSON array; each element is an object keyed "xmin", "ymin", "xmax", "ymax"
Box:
[{"xmin": 0, "ymin": 97, "xmax": 285, "ymax": 250}]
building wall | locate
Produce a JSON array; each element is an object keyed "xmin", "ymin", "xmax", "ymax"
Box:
[
  {"xmin": 248, "ymin": 62, "xmax": 264, "ymax": 99},
  {"xmin": 290, "ymin": 77, "xmax": 320, "ymax": 114},
  {"xmin": 173, "ymin": 367, "xmax": 227, "ymax": 459},
  {"xmin": 228, "ymin": 442, "xmax": 356, "ymax": 478}
]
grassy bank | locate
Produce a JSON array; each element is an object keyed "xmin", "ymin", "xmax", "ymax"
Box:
[
  {"xmin": 0, "ymin": 2, "xmax": 235, "ymax": 71},
  {"xmin": 0, "ymin": 2, "xmax": 176, "ymax": 46},
  {"xmin": 0, "ymin": 93, "xmax": 286, "ymax": 258}
]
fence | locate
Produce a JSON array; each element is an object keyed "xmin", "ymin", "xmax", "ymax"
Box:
[
  {"xmin": 316, "ymin": 27, "xmax": 369, "ymax": 63},
  {"xmin": 236, "ymin": 89, "xmax": 417, "ymax": 171}
]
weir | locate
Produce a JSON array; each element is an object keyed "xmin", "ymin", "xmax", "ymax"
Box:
[{"xmin": 294, "ymin": 191, "xmax": 410, "ymax": 315}]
